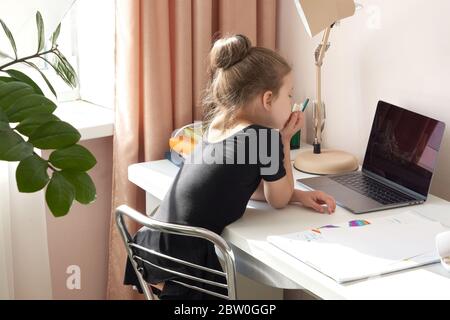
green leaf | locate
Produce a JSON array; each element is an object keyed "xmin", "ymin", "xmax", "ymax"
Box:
[
  {"xmin": 51, "ymin": 51, "xmax": 78, "ymax": 88},
  {"xmin": 6, "ymin": 94, "xmax": 57, "ymax": 122},
  {"xmin": 0, "ymin": 81, "xmax": 34, "ymax": 112},
  {"xmin": 57, "ymin": 52, "xmax": 77, "ymax": 83},
  {"xmin": 0, "ymin": 107, "xmax": 7, "ymax": 122},
  {"xmin": 41, "ymin": 56, "xmax": 71, "ymax": 89},
  {"xmin": 46, "ymin": 171, "xmax": 75, "ymax": 217},
  {"xmin": 36, "ymin": 12, "xmax": 45, "ymax": 53},
  {"xmin": 51, "ymin": 23, "xmax": 61, "ymax": 48},
  {"xmin": 15, "ymin": 113, "xmax": 59, "ymax": 136},
  {"xmin": 61, "ymin": 170, "xmax": 96, "ymax": 204},
  {"xmin": 0, "ymin": 107, "xmax": 9, "ymax": 130},
  {"xmin": 54, "ymin": 58, "xmax": 72, "ymax": 86},
  {"xmin": 28, "ymin": 120, "xmax": 81, "ymax": 150},
  {"xmin": 0, "ymin": 76, "xmax": 14, "ymax": 83},
  {"xmin": 49, "ymin": 144, "xmax": 96, "ymax": 171},
  {"xmin": 16, "ymin": 154, "xmax": 50, "ymax": 193},
  {"xmin": 24, "ymin": 61, "xmax": 57, "ymax": 98},
  {"xmin": 4, "ymin": 69, "xmax": 44, "ymax": 95},
  {"xmin": 0, "ymin": 19, "xmax": 18, "ymax": 59},
  {"xmin": 0, "ymin": 128, "xmax": 33, "ymax": 161}
]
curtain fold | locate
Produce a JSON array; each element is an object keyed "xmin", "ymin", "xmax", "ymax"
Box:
[{"xmin": 108, "ymin": 0, "xmax": 277, "ymax": 300}]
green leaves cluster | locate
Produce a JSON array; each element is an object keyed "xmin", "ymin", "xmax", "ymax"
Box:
[{"xmin": 0, "ymin": 12, "xmax": 97, "ymax": 217}]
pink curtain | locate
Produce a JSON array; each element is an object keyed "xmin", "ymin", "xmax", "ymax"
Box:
[{"xmin": 108, "ymin": 0, "xmax": 277, "ymax": 300}]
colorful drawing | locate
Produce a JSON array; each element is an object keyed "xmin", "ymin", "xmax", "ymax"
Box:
[
  {"xmin": 319, "ymin": 225, "xmax": 339, "ymax": 229},
  {"xmin": 348, "ymin": 220, "xmax": 370, "ymax": 227}
]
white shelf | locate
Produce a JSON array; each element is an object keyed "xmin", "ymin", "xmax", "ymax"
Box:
[{"xmin": 53, "ymin": 100, "xmax": 114, "ymax": 141}]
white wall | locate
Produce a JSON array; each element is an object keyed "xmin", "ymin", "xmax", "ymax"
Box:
[
  {"xmin": 44, "ymin": 136, "xmax": 113, "ymax": 300},
  {"xmin": 0, "ymin": 161, "xmax": 52, "ymax": 300},
  {"xmin": 278, "ymin": 0, "xmax": 450, "ymax": 200},
  {"xmin": 0, "ymin": 162, "xmax": 14, "ymax": 299}
]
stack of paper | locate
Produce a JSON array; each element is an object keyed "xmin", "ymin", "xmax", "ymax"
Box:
[{"xmin": 267, "ymin": 211, "xmax": 448, "ymax": 283}]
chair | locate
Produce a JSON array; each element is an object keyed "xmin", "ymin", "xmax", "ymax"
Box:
[{"xmin": 115, "ymin": 205, "xmax": 237, "ymax": 300}]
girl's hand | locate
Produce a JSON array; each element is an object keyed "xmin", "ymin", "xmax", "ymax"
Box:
[
  {"xmin": 297, "ymin": 190, "xmax": 336, "ymax": 214},
  {"xmin": 280, "ymin": 111, "xmax": 304, "ymax": 144}
]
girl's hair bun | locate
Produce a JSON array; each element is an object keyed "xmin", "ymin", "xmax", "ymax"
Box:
[{"xmin": 210, "ymin": 34, "xmax": 252, "ymax": 70}]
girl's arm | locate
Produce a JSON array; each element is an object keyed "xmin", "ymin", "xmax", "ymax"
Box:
[
  {"xmin": 251, "ymin": 181, "xmax": 336, "ymax": 214},
  {"xmin": 260, "ymin": 140, "xmax": 294, "ymax": 208},
  {"xmin": 258, "ymin": 112, "xmax": 299, "ymax": 209},
  {"xmin": 251, "ymin": 111, "xmax": 336, "ymax": 213}
]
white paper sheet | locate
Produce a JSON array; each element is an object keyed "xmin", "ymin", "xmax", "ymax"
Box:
[{"xmin": 267, "ymin": 211, "xmax": 449, "ymax": 283}]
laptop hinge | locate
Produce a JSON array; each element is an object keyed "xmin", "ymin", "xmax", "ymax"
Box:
[{"xmin": 362, "ymin": 169, "xmax": 427, "ymax": 201}]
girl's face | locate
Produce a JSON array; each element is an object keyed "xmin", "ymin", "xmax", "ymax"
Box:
[{"xmin": 264, "ymin": 72, "xmax": 294, "ymax": 129}]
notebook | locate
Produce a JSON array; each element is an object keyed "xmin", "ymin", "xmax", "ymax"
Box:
[{"xmin": 267, "ymin": 211, "xmax": 448, "ymax": 283}]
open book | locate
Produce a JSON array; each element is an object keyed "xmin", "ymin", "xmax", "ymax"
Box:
[{"xmin": 267, "ymin": 211, "xmax": 448, "ymax": 283}]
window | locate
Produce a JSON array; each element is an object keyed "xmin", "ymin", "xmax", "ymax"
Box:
[
  {"xmin": 74, "ymin": 0, "xmax": 115, "ymax": 108},
  {"xmin": 48, "ymin": 0, "xmax": 116, "ymax": 107},
  {"xmin": 0, "ymin": 0, "xmax": 116, "ymax": 108},
  {"xmin": 42, "ymin": 2, "xmax": 81, "ymax": 102}
]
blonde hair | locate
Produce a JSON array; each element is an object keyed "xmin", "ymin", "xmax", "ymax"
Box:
[{"xmin": 202, "ymin": 34, "xmax": 292, "ymax": 131}]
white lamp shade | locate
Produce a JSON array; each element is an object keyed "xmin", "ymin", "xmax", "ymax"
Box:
[{"xmin": 294, "ymin": 0, "xmax": 356, "ymax": 37}]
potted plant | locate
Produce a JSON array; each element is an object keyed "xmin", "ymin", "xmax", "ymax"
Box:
[{"xmin": 0, "ymin": 11, "xmax": 96, "ymax": 217}]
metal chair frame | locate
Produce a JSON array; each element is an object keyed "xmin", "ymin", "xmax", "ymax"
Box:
[{"xmin": 115, "ymin": 205, "xmax": 237, "ymax": 300}]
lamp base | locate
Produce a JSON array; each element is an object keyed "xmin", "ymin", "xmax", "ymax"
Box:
[{"xmin": 294, "ymin": 149, "xmax": 358, "ymax": 175}]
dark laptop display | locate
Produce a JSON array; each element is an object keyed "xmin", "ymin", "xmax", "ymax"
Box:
[{"xmin": 363, "ymin": 101, "xmax": 446, "ymax": 197}]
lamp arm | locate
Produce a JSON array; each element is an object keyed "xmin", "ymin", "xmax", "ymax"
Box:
[
  {"xmin": 316, "ymin": 27, "xmax": 331, "ymax": 67},
  {"xmin": 313, "ymin": 26, "xmax": 332, "ymax": 154}
]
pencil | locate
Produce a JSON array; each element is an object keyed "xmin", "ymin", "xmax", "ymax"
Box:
[{"xmin": 302, "ymin": 98, "xmax": 310, "ymax": 112}]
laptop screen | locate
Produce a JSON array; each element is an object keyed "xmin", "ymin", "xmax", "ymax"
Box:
[{"xmin": 363, "ymin": 101, "xmax": 445, "ymax": 197}]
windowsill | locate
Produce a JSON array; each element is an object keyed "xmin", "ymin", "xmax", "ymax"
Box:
[{"xmin": 53, "ymin": 100, "xmax": 115, "ymax": 141}]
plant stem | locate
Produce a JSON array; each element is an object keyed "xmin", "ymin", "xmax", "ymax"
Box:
[
  {"xmin": 33, "ymin": 151, "xmax": 57, "ymax": 172},
  {"xmin": 0, "ymin": 48, "xmax": 56, "ymax": 71}
]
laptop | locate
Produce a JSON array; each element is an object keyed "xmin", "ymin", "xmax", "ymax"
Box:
[{"xmin": 297, "ymin": 100, "xmax": 446, "ymax": 214}]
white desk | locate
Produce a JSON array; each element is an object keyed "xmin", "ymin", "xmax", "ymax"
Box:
[{"xmin": 128, "ymin": 150, "xmax": 450, "ymax": 300}]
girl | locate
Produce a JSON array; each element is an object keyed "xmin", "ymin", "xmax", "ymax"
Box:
[{"xmin": 124, "ymin": 34, "xmax": 336, "ymax": 299}]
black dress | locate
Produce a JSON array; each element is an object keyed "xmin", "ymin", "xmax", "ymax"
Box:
[{"xmin": 123, "ymin": 124, "xmax": 286, "ymax": 299}]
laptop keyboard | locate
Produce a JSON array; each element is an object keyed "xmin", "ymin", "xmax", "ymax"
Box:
[{"xmin": 330, "ymin": 173, "xmax": 416, "ymax": 205}]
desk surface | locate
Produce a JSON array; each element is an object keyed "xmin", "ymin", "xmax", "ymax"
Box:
[{"xmin": 128, "ymin": 150, "xmax": 450, "ymax": 300}]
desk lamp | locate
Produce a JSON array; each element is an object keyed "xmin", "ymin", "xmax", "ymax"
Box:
[{"xmin": 293, "ymin": 0, "xmax": 359, "ymax": 175}]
